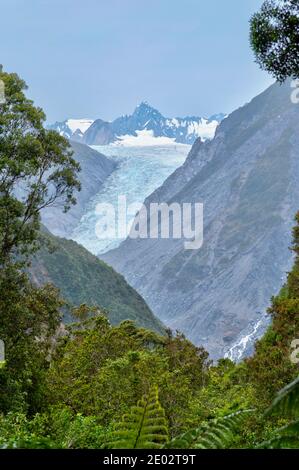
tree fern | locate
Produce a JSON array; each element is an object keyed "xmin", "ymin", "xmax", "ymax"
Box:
[
  {"xmin": 103, "ymin": 386, "xmax": 168, "ymax": 449},
  {"xmin": 258, "ymin": 375, "xmax": 299, "ymax": 448},
  {"xmin": 258, "ymin": 419, "xmax": 299, "ymax": 449},
  {"xmin": 266, "ymin": 375, "xmax": 299, "ymax": 417},
  {"xmin": 164, "ymin": 410, "xmax": 253, "ymax": 449}
]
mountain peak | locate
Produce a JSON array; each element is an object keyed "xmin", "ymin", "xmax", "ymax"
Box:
[
  {"xmin": 136, "ymin": 100, "xmax": 151, "ymax": 109},
  {"xmin": 134, "ymin": 101, "xmax": 159, "ymax": 112},
  {"xmin": 132, "ymin": 101, "xmax": 163, "ymax": 123},
  {"xmin": 49, "ymin": 104, "xmax": 225, "ymax": 145}
]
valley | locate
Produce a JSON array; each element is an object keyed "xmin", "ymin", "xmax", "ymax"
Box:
[
  {"xmin": 70, "ymin": 144, "xmax": 190, "ymax": 255},
  {"xmin": 42, "ymin": 80, "xmax": 299, "ymax": 361},
  {"xmin": 101, "ymin": 80, "xmax": 299, "ymax": 359},
  {"xmin": 2, "ymin": 0, "xmax": 299, "ymax": 451}
]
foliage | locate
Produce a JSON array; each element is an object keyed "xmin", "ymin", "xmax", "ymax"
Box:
[
  {"xmin": 165, "ymin": 410, "xmax": 253, "ymax": 449},
  {"xmin": 258, "ymin": 375, "xmax": 299, "ymax": 448},
  {"xmin": 2, "ymin": 64, "xmax": 299, "ymax": 449},
  {"xmin": 0, "ymin": 68, "xmax": 80, "ymax": 268},
  {"xmin": 0, "ymin": 267, "xmax": 63, "ymax": 412},
  {"xmin": 267, "ymin": 375, "xmax": 299, "ymax": 417},
  {"xmin": 250, "ymin": 0, "xmax": 299, "ymax": 81},
  {"xmin": 0, "ymin": 412, "xmax": 56, "ymax": 448},
  {"xmin": 0, "ymin": 67, "xmax": 80, "ymax": 414},
  {"xmin": 246, "ymin": 212, "xmax": 299, "ymax": 404},
  {"xmin": 30, "ymin": 231, "xmax": 164, "ymax": 332},
  {"xmin": 0, "ymin": 407, "xmax": 106, "ymax": 449},
  {"xmin": 190, "ymin": 359, "xmax": 256, "ymax": 420},
  {"xmin": 104, "ymin": 386, "xmax": 168, "ymax": 449},
  {"xmin": 46, "ymin": 317, "xmax": 210, "ymax": 436}
]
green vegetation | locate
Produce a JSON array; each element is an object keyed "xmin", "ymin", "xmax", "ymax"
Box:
[
  {"xmin": 0, "ymin": 261, "xmax": 299, "ymax": 449},
  {"xmin": 165, "ymin": 410, "xmax": 253, "ymax": 449},
  {"xmin": 0, "ymin": 68, "xmax": 79, "ymax": 417},
  {"xmin": 250, "ymin": 0, "xmax": 299, "ymax": 82},
  {"xmin": 1, "ymin": 5, "xmax": 299, "ymax": 447},
  {"xmin": 30, "ymin": 229, "xmax": 164, "ymax": 333},
  {"xmin": 45, "ymin": 316, "xmax": 209, "ymax": 436},
  {"xmin": 0, "ymin": 69, "xmax": 80, "ymax": 268},
  {"xmin": 104, "ymin": 386, "xmax": 169, "ymax": 449}
]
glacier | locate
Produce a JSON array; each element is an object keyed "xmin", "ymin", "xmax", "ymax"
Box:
[{"xmin": 70, "ymin": 144, "xmax": 190, "ymax": 255}]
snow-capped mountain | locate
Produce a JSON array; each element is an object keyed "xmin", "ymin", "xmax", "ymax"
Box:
[
  {"xmin": 102, "ymin": 80, "xmax": 299, "ymax": 359},
  {"xmin": 48, "ymin": 103, "xmax": 225, "ymax": 146},
  {"xmin": 47, "ymin": 118, "xmax": 94, "ymax": 141}
]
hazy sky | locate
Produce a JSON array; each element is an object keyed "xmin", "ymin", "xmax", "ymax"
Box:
[{"xmin": 0, "ymin": 0, "xmax": 273, "ymax": 123}]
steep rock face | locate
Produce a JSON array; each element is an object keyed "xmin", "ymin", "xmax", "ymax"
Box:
[
  {"xmin": 30, "ymin": 229, "xmax": 164, "ymax": 333},
  {"xmin": 83, "ymin": 119, "xmax": 115, "ymax": 145},
  {"xmin": 102, "ymin": 81, "xmax": 299, "ymax": 359},
  {"xmin": 41, "ymin": 141, "xmax": 116, "ymax": 237}
]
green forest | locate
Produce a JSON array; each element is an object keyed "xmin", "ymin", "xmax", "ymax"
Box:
[{"xmin": 1, "ymin": 0, "xmax": 299, "ymax": 449}]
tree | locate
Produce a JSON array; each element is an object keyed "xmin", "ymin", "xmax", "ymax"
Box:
[
  {"xmin": 104, "ymin": 385, "xmax": 252, "ymax": 449},
  {"xmin": 0, "ymin": 68, "xmax": 80, "ymax": 267},
  {"xmin": 0, "ymin": 273, "xmax": 64, "ymax": 412},
  {"xmin": 246, "ymin": 212, "xmax": 299, "ymax": 404},
  {"xmin": 0, "ymin": 67, "xmax": 80, "ymax": 412},
  {"xmin": 105, "ymin": 386, "xmax": 169, "ymax": 449},
  {"xmin": 257, "ymin": 375, "xmax": 299, "ymax": 448},
  {"xmin": 45, "ymin": 318, "xmax": 210, "ymax": 436},
  {"xmin": 250, "ymin": 0, "xmax": 299, "ymax": 81},
  {"xmin": 165, "ymin": 409, "xmax": 253, "ymax": 449}
]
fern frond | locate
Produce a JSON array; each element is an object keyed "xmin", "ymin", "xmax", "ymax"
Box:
[
  {"xmin": 258, "ymin": 418, "xmax": 299, "ymax": 449},
  {"xmin": 258, "ymin": 435, "xmax": 299, "ymax": 449},
  {"xmin": 104, "ymin": 386, "xmax": 168, "ymax": 449},
  {"xmin": 266, "ymin": 375, "xmax": 299, "ymax": 417},
  {"xmin": 164, "ymin": 410, "xmax": 253, "ymax": 449}
]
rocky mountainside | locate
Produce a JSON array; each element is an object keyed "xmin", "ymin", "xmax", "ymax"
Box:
[
  {"xmin": 30, "ymin": 228, "xmax": 164, "ymax": 333},
  {"xmin": 47, "ymin": 119, "xmax": 94, "ymax": 141},
  {"xmin": 41, "ymin": 141, "xmax": 116, "ymax": 237},
  {"xmin": 49, "ymin": 103, "xmax": 225, "ymax": 146},
  {"xmin": 102, "ymin": 80, "xmax": 299, "ymax": 359}
]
